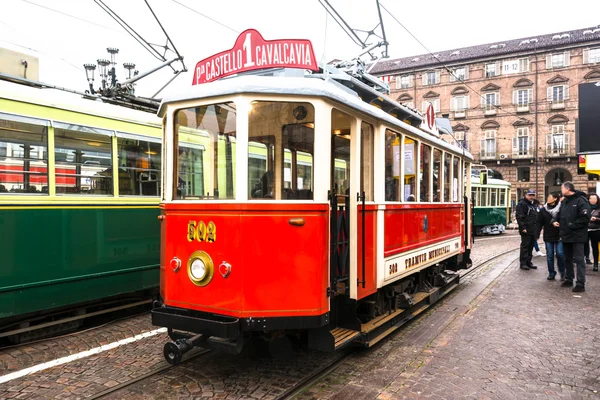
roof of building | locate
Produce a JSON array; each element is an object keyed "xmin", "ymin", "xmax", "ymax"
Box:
[{"xmin": 371, "ymin": 26, "xmax": 600, "ymax": 75}]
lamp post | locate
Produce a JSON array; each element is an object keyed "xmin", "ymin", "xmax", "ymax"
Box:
[
  {"xmin": 107, "ymin": 47, "xmax": 119, "ymax": 87},
  {"xmin": 84, "ymin": 63, "xmax": 96, "ymax": 94},
  {"xmin": 97, "ymin": 59, "xmax": 110, "ymax": 90},
  {"xmin": 123, "ymin": 63, "xmax": 136, "ymax": 95}
]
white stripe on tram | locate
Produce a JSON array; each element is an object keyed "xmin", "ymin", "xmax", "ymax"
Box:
[{"xmin": 0, "ymin": 327, "xmax": 167, "ymax": 384}]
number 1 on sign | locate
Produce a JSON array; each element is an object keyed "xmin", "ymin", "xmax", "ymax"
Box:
[{"xmin": 243, "ymin": 32, "xmax": 255, "ymax": 67}]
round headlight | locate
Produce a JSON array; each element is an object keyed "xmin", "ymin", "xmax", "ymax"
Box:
[{"xmin": 190, "ymin": 258, "xmax": 207, "ymax": 280}]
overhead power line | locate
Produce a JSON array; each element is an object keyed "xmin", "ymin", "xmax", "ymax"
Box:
[{"xmin": 170, "ymin": 0, "xmax": 240, "ymax": 34}]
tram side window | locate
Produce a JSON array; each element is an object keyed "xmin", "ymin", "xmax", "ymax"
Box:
[
  {"xmin": 55, "ymin": 125, "xmax": 113, "ymax": 195},
  {"xmin": 174, "ymin": 102, "xmax": 236, "ymax": 200},
  {"xmin": 384, "ymin": 129, "xmax": 400, "ymax": 201},
  {"xmin": 361, "ymin": 122, "xmax": 374, "ymax": 201},
  {"xmin": 453, "ymin": 157, "xmax": 460, "ymax": 202},
  {"xmin": 404, "ymin": 138, "xmax": 417, "ymax": 201},
  {"xmin": 0, "ymin": 116, "xmax": 48, "ymax": 194},
  {"xmin": 443, "ymin": 153, "xmax": 452, "ymax": 202},
  {"xmin": 472, "ymin": 188, "xmax": 478, "ymax": 206},
  {"xmin": 500, "ymin": 189, "xmax": 507, "ymax": 206},
  {"xmin": 248, "ymin": 101, "xmax": 314, "ymax": 200},
  {"xmin": 433, "ymin": 149, "xmax": 441, "ymax": 202},
  {"xmin": 117, "ymin": 134, "xmax": 161, "ymax": 196},
  {"xmin": 420, "ymin": 144, "xmax": 431, "ymax": 202},
  {"xmin": 490, "ymin": 188, "xmax": 498, "ymax": 206},
  {"xmin": 332, "ymin": 109, "xmax": 352, "ymax": 197},
  {"xmin": 480, "ymin": 187, "xmax": 489, "ymax": 207}
]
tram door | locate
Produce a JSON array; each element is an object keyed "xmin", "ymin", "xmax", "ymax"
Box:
[{"xmin": 330, "ymin": 109, "xmax": 353, "ymax": 297}]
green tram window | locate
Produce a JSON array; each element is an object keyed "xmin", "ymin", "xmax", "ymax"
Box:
[
  {"xmin": 500, "ymin": 188, "xmax": 507, "ymax": 207},
  {"xmin": 54, "ymin": 123, "xmax": 113, "ymax": 195},
  {"xmin": 174, "ymin": 102, "xmax": 236, "ymax": 200},
  {"xmin": 248, "ymin": 102, "xmax": 314, "ymax": 200},
  {"xmin": 0, "ymin": 114, "xmax": 49, "ymax": 194},
  {"xmin": 116, "ymin": 133, "xmax": 161, "ymax": 196}
]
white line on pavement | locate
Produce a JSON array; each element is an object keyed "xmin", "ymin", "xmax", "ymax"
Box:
[{"xmin": 0, "ymin": 327, "xmax": 167, "ymax": 385}]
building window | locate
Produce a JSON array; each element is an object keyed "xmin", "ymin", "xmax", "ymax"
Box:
[
  {"xmin": 396, "ymin": 74, "xmax": 414, "ymax": 89},
  {"xmin": 502, "ymin": 58, "xmax": 529, "ymax": 75},
  {"xmin": 485, "ymin": 63, "xmax": 499, "ymax": 77},
  {"xmin": 482, "ymin": 92, "xmax": 499, "ymax": 110},
  {"xmin": 513, "ymin": 89, "xmax": 533, "ymax": 106},
  {"xmin": 480, "ymin": 130, "xmax": 496, "ymax": 159},
  {"xmin": 450, "ymin": 66, "xmax": 468, "ymax": 82},
  {"xmin": 517, "ymin": 167, "xmax": 530, "ymax": 182},
  {"xmin": 421, "ymin": 99, "xmax": 440, "ymax": 113},
  {"xmin": 584, "ymin": 48, "xmax": 600, "ymax": 64},
  {"xmin": 451, "ymin": 95, "xmax": 469, "ymax": 111},
  {"xmin": 547, "ymin": 125, "xmax": 568, "ymax": 155},
  {"xmin": 422, "ymin": 70, "xmax": 440, "ymax": 86},
  {"xmin": 547, "ymin": 51, "xmax": 570, "ymax": 69},
  {"xmin": 513, "ymin": 127, "xmax": 531, "ymax": 157},
  {"xmin": 455, "ymin": 130, "xmax": 468, "ymax": 150},
  {"xmin": 548, "ymin": 85, "xmax": 569, "ymax": 102}
]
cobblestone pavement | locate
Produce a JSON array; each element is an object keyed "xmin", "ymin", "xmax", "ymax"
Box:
[
  {"xmin": 0, "ymin": 233, "xmax": 554, "ymax": 400},
  {"xmin": 299, "ymin": 236, "xmax": 600, "ymax": 400}
]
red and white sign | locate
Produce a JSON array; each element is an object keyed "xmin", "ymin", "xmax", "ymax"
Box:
[
  {"xmin": 426, "ymin": 103, "xmax": 435, "ymax": 130},
  {"xmin": 192, "ymin": 29, "xmax": 319, "ymax": 85}
]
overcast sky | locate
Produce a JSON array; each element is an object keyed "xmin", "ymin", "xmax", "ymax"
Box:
[{"xmin": 1, "ymin": 0, "xmax": 599, "ymax": 99}]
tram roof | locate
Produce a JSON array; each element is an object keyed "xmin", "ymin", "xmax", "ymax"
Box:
[
  {"xmin": 159, "ymin": 75, "xmax": 474, "ymax": 160},
  {"xmin": 471, "ymin": 177, "xmax": 511, "ymax": 187},
  {"xmin": 0, "ymin": 78, "xmax": 162, "ymax": 127}
]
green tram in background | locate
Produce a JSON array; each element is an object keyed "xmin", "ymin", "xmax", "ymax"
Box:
[
  {"xmin": 471, "ymin": 175, "xmax": 512, "ymax": 235},
  {"xmin": 0, "ymin": 78, "xmax": 320, "ymax": 341},
  {"xmin": 0, "ymin": 78, "xmax": 164, "ymax": 341}
]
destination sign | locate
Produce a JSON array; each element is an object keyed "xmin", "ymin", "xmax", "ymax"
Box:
[{"xmin": 192, "ymin": 29, "xmax": 319, "ymax": 85}]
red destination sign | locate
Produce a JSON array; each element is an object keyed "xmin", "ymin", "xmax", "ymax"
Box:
[{"xmin": 192, "ymin": 29, "xmax": 319, "ymax": 85}]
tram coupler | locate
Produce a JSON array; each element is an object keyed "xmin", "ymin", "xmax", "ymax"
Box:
[{"xmin": 163, "ymin": 334, "xmax": 204, "ymax": 365}]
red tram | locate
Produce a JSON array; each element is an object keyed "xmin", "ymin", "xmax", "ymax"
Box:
[{"xmin": 151, "ymin": 30, "xmax": 474, "ymax": 364}]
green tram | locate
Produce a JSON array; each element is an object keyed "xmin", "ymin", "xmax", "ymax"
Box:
[
  {"xmin": 0, "ymin": 79, "xmax": 164, "ymax": 340},
  {"xmin": 471, "ymin": 176, "xmax": 512, "ymax": 235},
  {"xmin": 0, "ymin": 79, "xmax": 321, "ymax": 340}
]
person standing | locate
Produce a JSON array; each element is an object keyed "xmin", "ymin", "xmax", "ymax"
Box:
[
  {"xmin": 532, "ymin": 199, "xmax": 545, "ymax": 257},
  {"xmin": 516, "ymin": 189, "xmax": 539, "ymax": 270},
  {"xmin": 537, "ymin": 192, "xmax": 565, "ymax": 280},
  {"xmin": 552, "ymin": 182, "xmax": 591, "ymax": 292},
  {"xmin": 588, "ymin": 193, "xmax": 600, "ymax": 272}
]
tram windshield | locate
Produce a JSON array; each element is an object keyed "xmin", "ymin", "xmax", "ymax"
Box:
[
  {"xmin": 174, "ymin": 102, "xmax": 236, "ymax": 200},
  {"xmin": 248, "ymin": 101, "xmax": 314, "ymax": 200}
]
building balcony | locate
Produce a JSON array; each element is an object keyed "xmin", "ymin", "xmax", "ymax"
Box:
[
  {"xmin": 484, "ymin": 108, "xmax": 497, "ymax": 116},
  {"xmin": 512, "ymin": 150, "xmax": 534, "ymax": 159},
  {"xmin": 550, "ymin": 100, "xmax": 566, "ymax": 110},
  {"xmin": 453, "ymin": 110, "xmax": 467, "ymax": 119},
  {"xmin": 516, "ymin": 104, "xmax": 530, "ymax": 113},
  {"xmin": 545, "ymin": 134, "xmax": 574, "ymax": 158},
  {"xmin": 480, "ymin": 151, "xmax": 497, "ymax": 160}
]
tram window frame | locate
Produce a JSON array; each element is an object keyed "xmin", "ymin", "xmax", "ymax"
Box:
[
  {"xmin": 384, "ymin": 129, "xmax": 401, "ymax": 202},
  {"xmin": 472, "ymin": 188, "xmax": 478, "ymax": 206},
  {"xmin": 480, "ymin": 187, "xmax": 489, "ymax": 207},
  {"xmin": 116, "ymin": 132, "xmax": 161, "ymax": 196},
  {"xmin": 490, "ymin": 188, "xmax": 498, "ymax": 206},
  {"xmin": 360, "ymin": 121, "xmax": 374, "ymax": 202},
  {"xmin": 174, "ymin": 102, "xmax": 237, "ymax": 200},
  {"xmin": 500, "ymin": 188, "xmax": 507, "ymax": 206},
  {"xmin": 432, "ymin": 149, "xmax": 442, "ymax": 202},
  {"xmin": 453, "ymin": 156, "xmax": 460, "ymax": 202},
  {"xmin": 404, "ymin": 137, "xmax": 417, "ymax": 202},
  {"xmin": 443, "ymin": 153, "xmax": 452, "ymax": 203},
  {"xmin": 54, "ymin": 123, "xmax": 114, "ymax": 196},
  {"xmin": 248, "ymin": 101, "xmax": 315, "ymax": 201},
  {"xmin": 420, "ymin": 143, "xmax": 432, "ymax": 202},
  {"xmin": 0, "ymin": 113, "xmax": 50, "ymax": 195}
]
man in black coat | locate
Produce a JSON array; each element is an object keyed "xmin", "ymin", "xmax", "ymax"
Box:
[
  {"xmin": 516, "ymin": 189, "xmax": 539, "ymax": 270},
  {"xmin": 552, "ymin": 182, "xmax": 591, "ymax": 292}
]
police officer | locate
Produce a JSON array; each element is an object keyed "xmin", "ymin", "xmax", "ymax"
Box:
[
  {"xmin": 516, "ymin": 189, "xmax": 539, "ymax": 270},
  {"xmin": 552, "ymin": 181, "xmax": 591, "ymax": 292}
]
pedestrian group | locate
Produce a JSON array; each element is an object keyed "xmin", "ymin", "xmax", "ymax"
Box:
[{"xmin": 516, "ymin": 181, "xmax": 597, "ymax": 293}]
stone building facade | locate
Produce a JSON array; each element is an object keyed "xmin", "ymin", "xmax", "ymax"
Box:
[{"xmin": 372, "ymin": 26, "xmax": 600, "ymax": 204}]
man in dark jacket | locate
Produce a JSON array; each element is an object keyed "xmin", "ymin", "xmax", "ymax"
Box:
[
  {"xmin": 537, "ymin": 192, "xmax": 565, "ymax": 280},
  {"xmin": 516, "ymin": 189, "xmax": 539, "ymax": 270},
  {"xmin": 552, "ymin": 182, "xmax": 591, "ymax": 292}
]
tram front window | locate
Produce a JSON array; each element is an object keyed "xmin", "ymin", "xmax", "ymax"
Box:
[
  {"xmin": 0, "ymin": 116, "xmax": 48, "ymax": 194},
  {"xmin": 174, "ymin": 102, "xmax": 236, "ymax": 200},
  {"xmin": 248, "ymin": 101, "xmax": 314, "ymax": 200}
]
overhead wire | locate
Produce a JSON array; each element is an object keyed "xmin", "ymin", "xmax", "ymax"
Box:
[{"xmin": 170, "ymin": 0, "xmax": 240, "ymax": 34}]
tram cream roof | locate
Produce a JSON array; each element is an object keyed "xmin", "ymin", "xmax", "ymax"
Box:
[
  {"xmin": 0, "ymin": 79, "xmax": 162, "ymax": 127},
  {"xmin": 159, "ymin": 76, "xmax": 474, "ymax": 160},
  {"xmin": 471, "ymin": 177, "xmax": 511, "ymax": 187}
]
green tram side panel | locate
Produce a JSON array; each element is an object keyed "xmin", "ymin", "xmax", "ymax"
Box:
[
  {"xmin": 473, "ymin": 207, "xmax": 508, "ymax": 227},
  {"xmin": 0, "ymin": 206, "xmax": 160, "ymax": 319}
]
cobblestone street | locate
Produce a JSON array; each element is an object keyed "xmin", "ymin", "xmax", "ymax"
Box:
[{"xmin": 3, "ymin": 232, "xmax": 599, "ymax": 400}]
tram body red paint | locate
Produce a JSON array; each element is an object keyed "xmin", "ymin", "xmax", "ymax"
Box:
[{"xmin": 160, "ymin": 203, "xmax": 329, "ymax": 318}]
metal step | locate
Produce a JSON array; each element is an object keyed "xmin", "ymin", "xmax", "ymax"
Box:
[
  {"xmin": 330, "ymin": 327, "xmax": 361, "ymax": 350},
  {"xmin": 308, "ymin": 326, "xmax": 360, "ymax": 352}
]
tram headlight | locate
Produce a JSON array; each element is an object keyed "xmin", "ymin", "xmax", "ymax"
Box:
[
  {"xmin": 190, "ymin": 259, "xmax": 207, "ymax": 280},
  {"xmin": 187, "ymin": 251, "xmax": 214, "ymax": 286}
]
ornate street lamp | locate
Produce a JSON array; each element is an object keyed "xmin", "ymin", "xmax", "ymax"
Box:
[
  {"xmin": 97, "ymin": 59, "xmax": 110, "ymax": 90},
  {"xmin": 83, "ymin": 63, "xmax": 96, "ymax": 94},
  {"xmin": 107, "ymin": 48, "xmax": 119, "ymax": 87},
  {"xmin": 123, "ymin": 63, "xmax": 136, "ymax": 80}
]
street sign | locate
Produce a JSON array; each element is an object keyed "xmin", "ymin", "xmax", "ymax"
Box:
[{"xmin": 192, "ymin": 29, "xmax": 319, "ymax": 85}]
